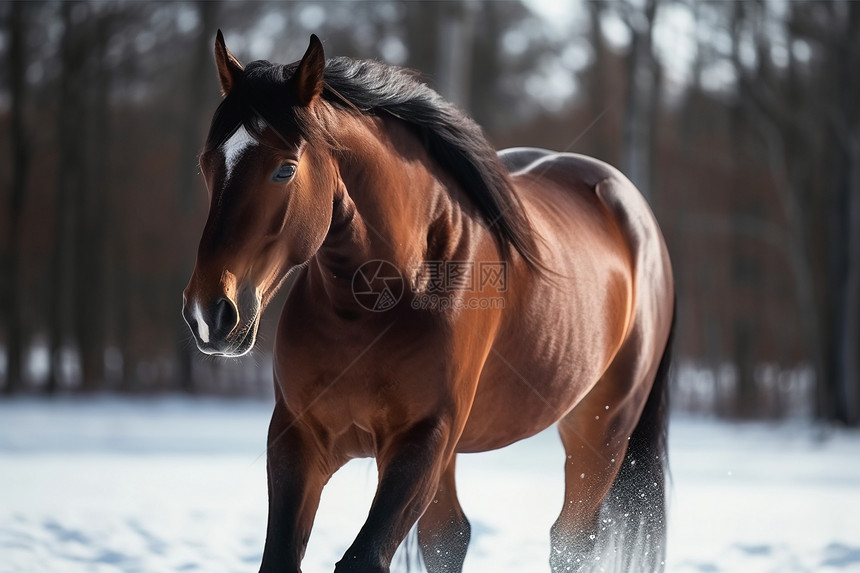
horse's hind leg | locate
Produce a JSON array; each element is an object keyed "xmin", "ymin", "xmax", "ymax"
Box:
[
  {"xmin": 551, "ymin": 325, "xmax": 670, "ymax": 572},
  {"xmin": 551, "ymin": 401, "xmax": 630, "ymax": 573},
  {"xmin": 550, "ymin": 340, "xmax": 654, "ymax": 571},
  {"xmin": 417, "ymin": 456, "xmax": 470, "ymax": 572}
]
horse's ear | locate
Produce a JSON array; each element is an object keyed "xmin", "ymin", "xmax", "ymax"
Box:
[
  {"xmin": 214, "ymin": 29, "xmax": 243, "ymax": 97},
  {"xmin": 290, "ymin": 34, "xmax": 325, "ymax": 106}
]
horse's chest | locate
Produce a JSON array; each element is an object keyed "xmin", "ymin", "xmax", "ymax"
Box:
[{"xmin": 274, "ymin": 335, "xmax": 433, "ymax": 454}]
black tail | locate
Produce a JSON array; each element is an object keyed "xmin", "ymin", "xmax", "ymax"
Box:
[{"xmin": 597, "ymin": 300, "xmax": 675, "ymax": 572}]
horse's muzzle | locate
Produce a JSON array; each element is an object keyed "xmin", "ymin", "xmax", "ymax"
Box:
[{"xmin": 182, "ymin": 294, "xmax": 256, "ymax": 356}]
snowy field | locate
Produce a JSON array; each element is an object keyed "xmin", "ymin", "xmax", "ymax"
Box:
[{"xmin": 1, "ymin": 397, "xmax": 858, "ymax": 573}]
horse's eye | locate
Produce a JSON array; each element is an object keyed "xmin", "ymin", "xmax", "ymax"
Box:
[{"xmin": 272, "ymin": 163, "xmax": 296, "ymax": 183}]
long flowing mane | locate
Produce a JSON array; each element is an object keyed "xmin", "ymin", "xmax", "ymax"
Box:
[{"xmin": 205, "ymin": 56, "xmax": 542, "ymax": 269}]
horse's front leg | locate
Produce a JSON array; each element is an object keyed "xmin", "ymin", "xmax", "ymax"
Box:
[
  {"xmin": 334, "ymin": 417, "xmax": 452, "ymax": 573},
  {"xmin": 260, "ymin": 399, "xmax": 337, "ymax": 573}
]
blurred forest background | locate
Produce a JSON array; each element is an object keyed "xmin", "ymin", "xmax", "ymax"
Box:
[{"xmin": 0, "ymin": 0, "xmax": 857, "ymax": 426}]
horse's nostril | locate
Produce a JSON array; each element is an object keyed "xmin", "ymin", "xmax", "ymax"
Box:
[{"xmin": 212, "ymin": 297, "xmax": 238, "ymax": 338}]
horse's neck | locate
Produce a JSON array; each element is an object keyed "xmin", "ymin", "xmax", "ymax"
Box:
[{"xmin": 314, "ymin": 114, "xmax": 478, "ymax": 291}]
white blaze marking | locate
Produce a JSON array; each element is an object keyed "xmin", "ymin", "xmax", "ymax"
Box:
[
  {"xmin": 194, "ymin": 303, "xmax": 210, "ymax": 344},
  {"xmin": 222, "ymin": 125, "xmax": 257, "ymax": 181}
]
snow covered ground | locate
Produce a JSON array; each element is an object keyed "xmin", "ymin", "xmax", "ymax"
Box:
[{"xmin": 0, "ymin": 397, "xmax": 858, "ymax": 573}]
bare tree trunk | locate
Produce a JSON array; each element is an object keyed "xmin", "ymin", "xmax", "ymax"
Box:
[
  {"xmin": 174, "ymin": 1, "xmax": 219, "ymax": 393},
  {"xmin": 672, "ymin": 2, "xmax": 705, "ymax": 384},
  {"xmin": 747, "ymin": 92, "xmax": 825, "ymax": 422},
  {"xmin": 404, "ymin": 1, "xmax": 444, "ymax": 88},
  {"xmin": 2, "ymin": 2, "xmax": 31, "ymax": 394},
  {"xmin": 75, "ymin": 9, "xmax": 112, "ymax": 392},
  {"xmin": 831, "ymin": 1, "xmax": 860, "ymax": 425},
  {"xmin": 587, "ymin": 0, "xmax": 609, "ymax": 162},
  {"xmin": 621, "ymin": 0, "xmax": 659, "ymax": 201},
  {"xmin": 470, "ymin": 2, "xmax": 513, "ymax": 133},
  {"xmin": 111, "ymin": 177, "xmax": 133, "ymax": 389},
  {"xmin": 840, "ymin": 134, "xmax": 860, "ymax": 424},
  {"xmin": 49, "ymin": 1, "xmax": 89, "ymax": 393},
  {"xmin": 726, "ymin": 0, "xmax": 833, "ymax": 421},
  {"xmin": 436, "ymin": 2, "xmax": 475, "ymax": 110},
  {"xmin": 728, "ymin": 7, "xmax": 759, "ymax": 418}
]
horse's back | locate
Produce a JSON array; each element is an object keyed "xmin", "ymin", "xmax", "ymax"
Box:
[
  {"xmin": 499, "ymin": 147, "xmax": 617, "ymax": 188},
  {"xmin": 500, "ymin": 147, "xmax": 672, "ymax": 299}
]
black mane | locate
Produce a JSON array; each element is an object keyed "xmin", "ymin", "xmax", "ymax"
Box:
[{"xmin": 205, "ymin": 56, "xmax": 541, "ymax": 269}]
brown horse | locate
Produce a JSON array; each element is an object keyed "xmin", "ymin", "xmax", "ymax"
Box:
[{"xmin": 183, "ymin": 32, "xmax": 674, "ymax": 573}]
